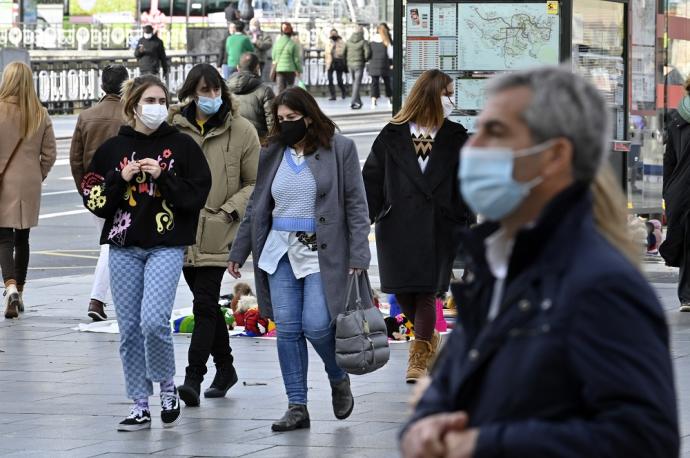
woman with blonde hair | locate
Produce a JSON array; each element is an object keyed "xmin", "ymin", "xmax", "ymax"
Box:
[
  {"xmin": 0, "ymin": 61, "xmax": 56, "ymax": 319},
  {"xmin": 81, "ymin": 74, "xmax": 211, "ymax": 430},
  {"xmin": 362, "ymin": 69, "xmax": 470, "ymax": 383}
]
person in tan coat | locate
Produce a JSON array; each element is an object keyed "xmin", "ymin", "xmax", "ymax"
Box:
[
  {"xmin": 168, "ymin": 63, "xmax": 260, "ymax": 406},
  {"xmin": 0, "ymin": 62, "xmax": 56, "ymax": 319},
  {"xmin": 69, "ymin": 64, "xmax": 129, "ymax": 322}
]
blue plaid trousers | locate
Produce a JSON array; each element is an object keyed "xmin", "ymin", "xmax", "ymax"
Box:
[{"xmin": 109, "ymin": 245, "xmax": 184, "ymax": 399}]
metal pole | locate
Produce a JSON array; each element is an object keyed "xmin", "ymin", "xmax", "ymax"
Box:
[
  {"xmin": 392, "ymin": 0, "xmax": 402, "ymax": 114},
  {"xmin": 169, "ymin": 0, "xmax": 174, "ymax": 49}
]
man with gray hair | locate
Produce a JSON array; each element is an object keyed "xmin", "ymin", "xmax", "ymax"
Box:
[{"xmin": 400, "ymin": 66, "xmax": 678, "ymax": 457}]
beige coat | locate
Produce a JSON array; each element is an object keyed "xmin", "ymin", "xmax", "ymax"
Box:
[
  {"xmin": 169, "ymin": 98, "xmax": 260, "ymax": 267},
  {"xmin": 0, "ymin": 98, "xmax": 56, "ymax": 229}
]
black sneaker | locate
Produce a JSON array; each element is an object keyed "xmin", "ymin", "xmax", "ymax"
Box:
[
  {"xmin": 160, "ymin": 387, "xmax": 181, "ymax": 428},
  {"xmin": 117, "ymin": 406, "xmax": 151, "ymax": 431}
]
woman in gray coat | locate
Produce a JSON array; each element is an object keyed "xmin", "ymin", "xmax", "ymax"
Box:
[{"xmin": 228, "ymin": 87, "xmax": 371, "ymax": 432}]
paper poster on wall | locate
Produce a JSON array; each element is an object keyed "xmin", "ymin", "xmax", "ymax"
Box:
[
  {"xmin": 407, "ymin": 3, "xmax": 431, "ymax": 36},
  {"xmin": 438, "ymin": 37, "xmax": 457, "ymax": 70},
  {"xmin": 406, "ymin": 37, "xmax": 439, "ymax": 71},
  {"xmin": 457, "ymin": 3, "xmax": 559, "ymax": 70},
  {"xmin": 450, "ymin": 115, "xmax": 478, "ymax": 132},
  {"xmin": 439, "ymin": 37, "xmax": 457, "ymax": 55},
  {"xmin": 433, "ymin": 3, "xmax": 458, "ymax": 36},
  {"xmin": 440, "ymin": 56, "xmax": 457, "ymax": 70},
  {"xmin": 456, "ymin": 79, "xmax": 488, "ymax": 111}
]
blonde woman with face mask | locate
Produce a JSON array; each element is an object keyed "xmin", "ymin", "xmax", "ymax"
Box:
[
  {"xmin": 80, "ymin": 75, "xmax": 211, "ymax": 431},
  {"xmin": 363, "ymin": 69, "xmax": 470, "ymax": 383}
]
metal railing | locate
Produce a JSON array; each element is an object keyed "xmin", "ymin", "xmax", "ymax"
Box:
[
  {"xmin": 29, "ymin": 49, "xmax": 375, "ymax": 114},
  {"xmin": 301, "ymin": 48, "xmax": 373, "ymax": 96},
  {"xmin": 32, "ymin": 53, "xmax": 218, "ymax": 114},
  {"xmin": 0, "ymin": 23, "xmax": 188, "ymax": 51}
]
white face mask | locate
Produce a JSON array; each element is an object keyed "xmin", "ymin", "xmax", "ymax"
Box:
[
  {"xmin": 137, "ymin": 104, "xmax": 168, "ymax": 130},
  {"xmin": 441, "ymin": 96, "xmax": 455, "ymax": 118},
  {"xmin": 143, "ymin": 33, "xmax": 153, "ymax": 39}
]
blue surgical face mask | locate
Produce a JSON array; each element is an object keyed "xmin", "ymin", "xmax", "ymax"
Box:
[
  {"xmin": 459, "ymin": 140, "xmax": 555, "ymax": 221},
  {"xmin": 197, "ymin": 95, "xmax": 222, "ymax": 115}
]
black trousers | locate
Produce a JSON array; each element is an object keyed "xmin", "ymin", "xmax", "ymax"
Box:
[
  {"xmin": 327, "ymin": 65, "xmax": 346, "ymax": 99},
  {"xmin": 679, "ymin": 230, "xmax": 690, "ymax": 303},
  {"xmin": 0, "ymin": 228, "xmax": 30, "ymax": 286},
  {"xmin": 276, "ymin": 72, "xmax": 296, "ymax": 94},
  {"xmin": 370, "ymin": 75, "xmax": 392, "ymax": 99},
  {"xmin": 183, "ymin": 266, "xmax": 234, "ymax": 379}
]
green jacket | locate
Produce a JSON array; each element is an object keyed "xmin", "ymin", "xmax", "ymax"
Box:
[
  {"xmin": 226, "ymin": 33, "xmax": 254, "ymax": 67},
  {"xmin": 343, "ymin": 31, "xmax": 370, "ymax": 70},
  {"xmin": 272, "ymin": 35, "xmax": 302, "ymax": 73},
  {"xmin": 168, "ymin": 97, "xmax": 260, "ymax": 267}
]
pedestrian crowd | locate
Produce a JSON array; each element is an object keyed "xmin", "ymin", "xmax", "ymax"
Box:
[
  {"xmin": 134, "ymin": 19, "xmax": 395, "ymax": 112},
  {"xmin": 0, "ymin": 40, "xmax": 683, "ymax": 456}
]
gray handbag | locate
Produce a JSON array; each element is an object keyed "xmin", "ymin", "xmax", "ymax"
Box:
[{"xmin": 334, "ymin": 272, "xmax": 390, "ymax": 375}]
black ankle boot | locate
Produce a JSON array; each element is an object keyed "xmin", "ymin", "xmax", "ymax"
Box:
[
  {"xmin": 330, "ymin": 375, "xmax": 354, "ymax": 420},
  {"xmin": 271, "ymin": 404, "xmax": 310, "ymax": 432},
  {"xmin": 203, "ymin": 365, "xmax": 238, "ymax": 398},
  {"xmin": 177, "ymin": 375, "xmax": 201, "ymax": 407}
]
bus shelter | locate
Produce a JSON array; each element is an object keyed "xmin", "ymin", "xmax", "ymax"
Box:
[{"xmin": 392, "ymin": 0, "xmax": 630, "ymax": 193}]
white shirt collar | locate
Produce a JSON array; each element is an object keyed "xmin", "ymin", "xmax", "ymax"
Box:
[{"xmin": 484, "ymin": 228, "xmax": 515, "ymax": 280}]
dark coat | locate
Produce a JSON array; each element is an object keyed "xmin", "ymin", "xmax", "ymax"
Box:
[
  {"xmin": 406, "ymin": 184, "xmax": 679, "ymax": 458},
  {"xmin": 135, "ymin": 34, "xmax": 168, "ymax": 75},
  {"xmin": 229, "ymin": 135, "xmax": 371, "ymax": 321},
  {"xmin": 343, "ymin": 31, "xmax": 370, "ymax": 70},
  {"xmin": 368, "ymin": 41, "xmax": 390, "ymax": 77},
  {"xmin": 661, "ymin": 110, "xmax": 690, "ymax": 266},
  {"xmin": 226, "ymin": 71, "xmax": 275, "ymax": 140},
  {"xmin": 362, "ymin": 120, "xmax": 470, "ymax": 294}
]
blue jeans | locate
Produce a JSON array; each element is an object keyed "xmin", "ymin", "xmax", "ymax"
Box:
[{"xmin": 268, "ymin": 255, "xmax": 346, "ymax": 405}]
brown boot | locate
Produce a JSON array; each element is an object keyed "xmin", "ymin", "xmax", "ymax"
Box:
[
  {"xmin": 428, "ymin": 331, "xmax": 442, "ymax": 370},
  {"xmin": 406, "ymin": 339, "xmax": 433, "ymax": 384},
  {"xmin": 88, "ymin": 299, "xmax": 107, "ymax": 322}
]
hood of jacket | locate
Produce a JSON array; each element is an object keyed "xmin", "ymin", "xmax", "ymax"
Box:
[
  {"xmin": 348, "ymin": 31, "xmax": 364, "ymax": 43},
  {"xmin": 227, "ymin": 71, "xmax": 263, "ymax": 95}
]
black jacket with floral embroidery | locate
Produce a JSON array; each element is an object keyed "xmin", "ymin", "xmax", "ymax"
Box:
[{"xmin": 81, "ymin": 123, "xmax": 211, "ymax": 248}]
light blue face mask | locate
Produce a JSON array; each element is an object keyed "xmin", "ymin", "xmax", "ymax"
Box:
[
  {"xmin": 197, "ymin": 95, "xmax": 223, "ymax": 115},
  {"xmin": 459, "ymin": 140, "xmax": 555, "ymax": 221}
]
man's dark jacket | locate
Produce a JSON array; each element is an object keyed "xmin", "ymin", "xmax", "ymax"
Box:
[
  {"xmin": 406, "ymin": 184, "xmax": 679, "ymax": 457},
  {"xmin": 135, "ymin": 34, "xmax": 169, "ymax": 75}
]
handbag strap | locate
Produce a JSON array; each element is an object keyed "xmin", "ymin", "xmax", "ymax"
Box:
[{"xmin": 344, "ymin": 273, "xmax": 363, "ymax": 312}]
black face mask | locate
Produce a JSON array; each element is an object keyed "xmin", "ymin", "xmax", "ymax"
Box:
[
  {"xmin": 330, "ymin": 35, "xmax": 338, "ymax": 41},
  {"xmin": 279, "ymin": 118, "xmax": 308, "ymax": 146}
]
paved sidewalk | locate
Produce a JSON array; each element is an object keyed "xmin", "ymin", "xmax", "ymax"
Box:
[{"xmin": 1, "ymin": 259, "xmax": 690, "ymax": 457}]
